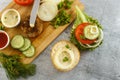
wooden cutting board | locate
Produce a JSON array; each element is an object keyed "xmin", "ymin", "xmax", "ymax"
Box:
[{"xmin": 0, "ymin": 0, "xmax": 84, "ymax": 64}]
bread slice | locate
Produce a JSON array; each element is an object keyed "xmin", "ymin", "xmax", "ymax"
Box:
[{"xmin": 51, "ymin": 40, "xmax": 80, "ymax": 72}]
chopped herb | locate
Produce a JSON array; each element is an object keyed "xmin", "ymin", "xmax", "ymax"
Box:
[
  {"xmin": 16, "ymin": 16, "xmax": 18, "ymax": 18},
  {"xmin": 80, "ymin": 35, "xmax": 86, "ymax": 39},
  {"xmin": 51, "ymin": 10, "xmax": 71, "ymax": 28},
  {"xmin": 58, "ymin": 1, "xmax": 64, "ymax": 10},
  {"xmin": 0, "ymin": 21, "xmax": 5, "ymax": 30},
  {"xmin": 51, "ymin": 0, "xmax": 73, "ymax": 28},
  {"xmin": 58, "ymin": 0, "xmax": 73, "ymax": 10},
  {"xmin": 0, "ymin": 26, "xmax": 5, "ymax": 30},
  {"xmin": 4, "ymin": 17, "xmax": 7, "ymax": 19},
  {"xmin": 64, "ymin": 0, "xmax": 73, "ymax": 9},
  {"xmin": 0, "ymin": 53, "xmax": 36, "ymax": 80},
  {"xmin": 63, "ymin": 57, "xmax": 69, "ymax": 62},
  {"xmin": 65, "ymin": 44, "xmax": 70, "ymax": 49},
  {"xmin": 65, "ymin": 44, "xmax": 71, "ymax": 50}
]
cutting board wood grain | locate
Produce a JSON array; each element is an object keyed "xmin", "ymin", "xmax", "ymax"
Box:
[{"xmin": 0, "ymin": 0, "xmax": 84, "ymax": 64}]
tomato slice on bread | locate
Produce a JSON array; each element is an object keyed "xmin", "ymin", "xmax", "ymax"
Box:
[
  {"xmin": 13, "ymin": 0, "xmax": 34, "ymax": 6},
  {"xmin": 75, "ymin": 23, "xmax": 96, "ymax": 44}
]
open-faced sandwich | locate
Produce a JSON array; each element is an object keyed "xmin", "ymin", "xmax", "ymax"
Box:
[
  {"xmin": 51, "ymin": 40, "xmax": 80, "ymax": 72},
  {"xmin": 70, "ymin": 6, "xmax": 103, "ymax": 50}
]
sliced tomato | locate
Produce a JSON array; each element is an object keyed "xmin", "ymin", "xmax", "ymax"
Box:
[
  {"xmin": 75, "ymin": 23, "xmax": 96, "ymax": 44},
  {"xmin": 13, "ymin": 0, "xmax": 34, "ymax": 6}
]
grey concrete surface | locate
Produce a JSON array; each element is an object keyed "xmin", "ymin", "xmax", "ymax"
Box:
[{"xmin": 0, "ymin": 0, "xmax": 120, "ymax": 80}]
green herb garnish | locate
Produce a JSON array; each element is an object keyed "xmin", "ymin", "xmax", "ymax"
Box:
[
  {"xmin": 0, "ymin": 25, "xmax": 5, "ymax": 30},
  {"xmin": 80, "ymin": 35, "xmax": 86, "ymax": 39},
  {"xmin": 63, "ymin": 57, "xmax": 69, "ymax": 62},
  {"xmin": 51, "ymin": 0, "xmax": 73, "ymax": 28},
  {"xmin": 58, "ymin": 1, "xmax": 64, "ymax": 10},
  {"xmin": 58, "ymin": 0, "xmax": 73, "ymax": 10},
  {"xmin": 51, "ymin": 10, "xmax": 71, "ymax": 28},
  {"xmin": 65, "ymin": 44, "xmax": 71, "ymax": 50},
  {"xmin": 4, "ymin": 17, "xmax": 7, "ymax": 19},
  {"xmin": 15, "ymin": 16, "xmax": 18, "ymax": 18},
  {"xmin": 65, "ymin": 44, "xmax": 70, "ymax": 49},
  {"xmin": 64, "ymin": 0, "xmax": 73, "ymax": 9},
  {"xmin": 0, "ymin": 53, "xmax": 36, "ymax": 80},
  {"xmin": 0, "ymin": 21, "xmax": 5, "ymax": 30}
]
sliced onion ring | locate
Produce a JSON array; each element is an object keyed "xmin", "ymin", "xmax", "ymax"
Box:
[{"xmin": 38, "ymin": 1, "xmax": 58, "ymax": 21}]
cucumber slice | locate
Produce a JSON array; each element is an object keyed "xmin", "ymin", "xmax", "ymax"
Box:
[
  {"xmin": 19, "ymin": 38, "xmax": 31, "ymax": 51},
  {"xmin": 11, "ymin": 35, "xmax": 24, "ymax": 49},
  {"xmin": 22, "ymin": 45, "xmax": 35, "ymax": 57},
  {"xmin": 84, "ymin": 25, "xmax": 99, "ymax": 40}
]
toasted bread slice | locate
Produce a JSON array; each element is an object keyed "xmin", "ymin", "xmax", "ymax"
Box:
[{"xmin": 51, "ymin": 40, "xmax": 80, "ymax": 72}]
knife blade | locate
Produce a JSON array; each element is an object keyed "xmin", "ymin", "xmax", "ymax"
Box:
[{"xmin": 30, "ymin": 0, "xmax": 40, "ymax": 27}]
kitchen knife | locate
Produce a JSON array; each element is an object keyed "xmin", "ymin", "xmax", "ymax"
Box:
[{"xmin": 30, "ymin": 0, "xmax": 40, "ymax": 27}]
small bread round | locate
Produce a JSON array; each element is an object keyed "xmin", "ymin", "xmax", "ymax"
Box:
[{"xmin": 51, "ymin": 40, "xmax": 80, "ymax": 72}]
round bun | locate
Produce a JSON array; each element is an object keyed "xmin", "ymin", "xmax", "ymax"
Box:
[{"xmin": 51, "ymin": 40, "xmax": 80, "ymax": 72}]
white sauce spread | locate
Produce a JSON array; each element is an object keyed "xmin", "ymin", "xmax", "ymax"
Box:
[{"xmin": 1, "ymin": 9, "xmax": 20, "ymax": 28}]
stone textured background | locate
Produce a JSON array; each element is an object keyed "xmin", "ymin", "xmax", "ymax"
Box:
[{"xmin": 0, "ymin": 0, "xmax": 120, "ymax": 80}]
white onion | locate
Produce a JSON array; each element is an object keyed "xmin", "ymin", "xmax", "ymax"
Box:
[
  {"xmin": 79, "ymin": 29, "xmax": 103, "ymax": 48},
  {"xmin": 90, "ymin": 25, "xmax": 99, "ymax": 34},
  {"xmin": 38, "ymin": 1, "xmax": 58, "ymax": 21},
  {"xmin": 41, "ymin": 0, "xmax": 63, "ymax": 4}
]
